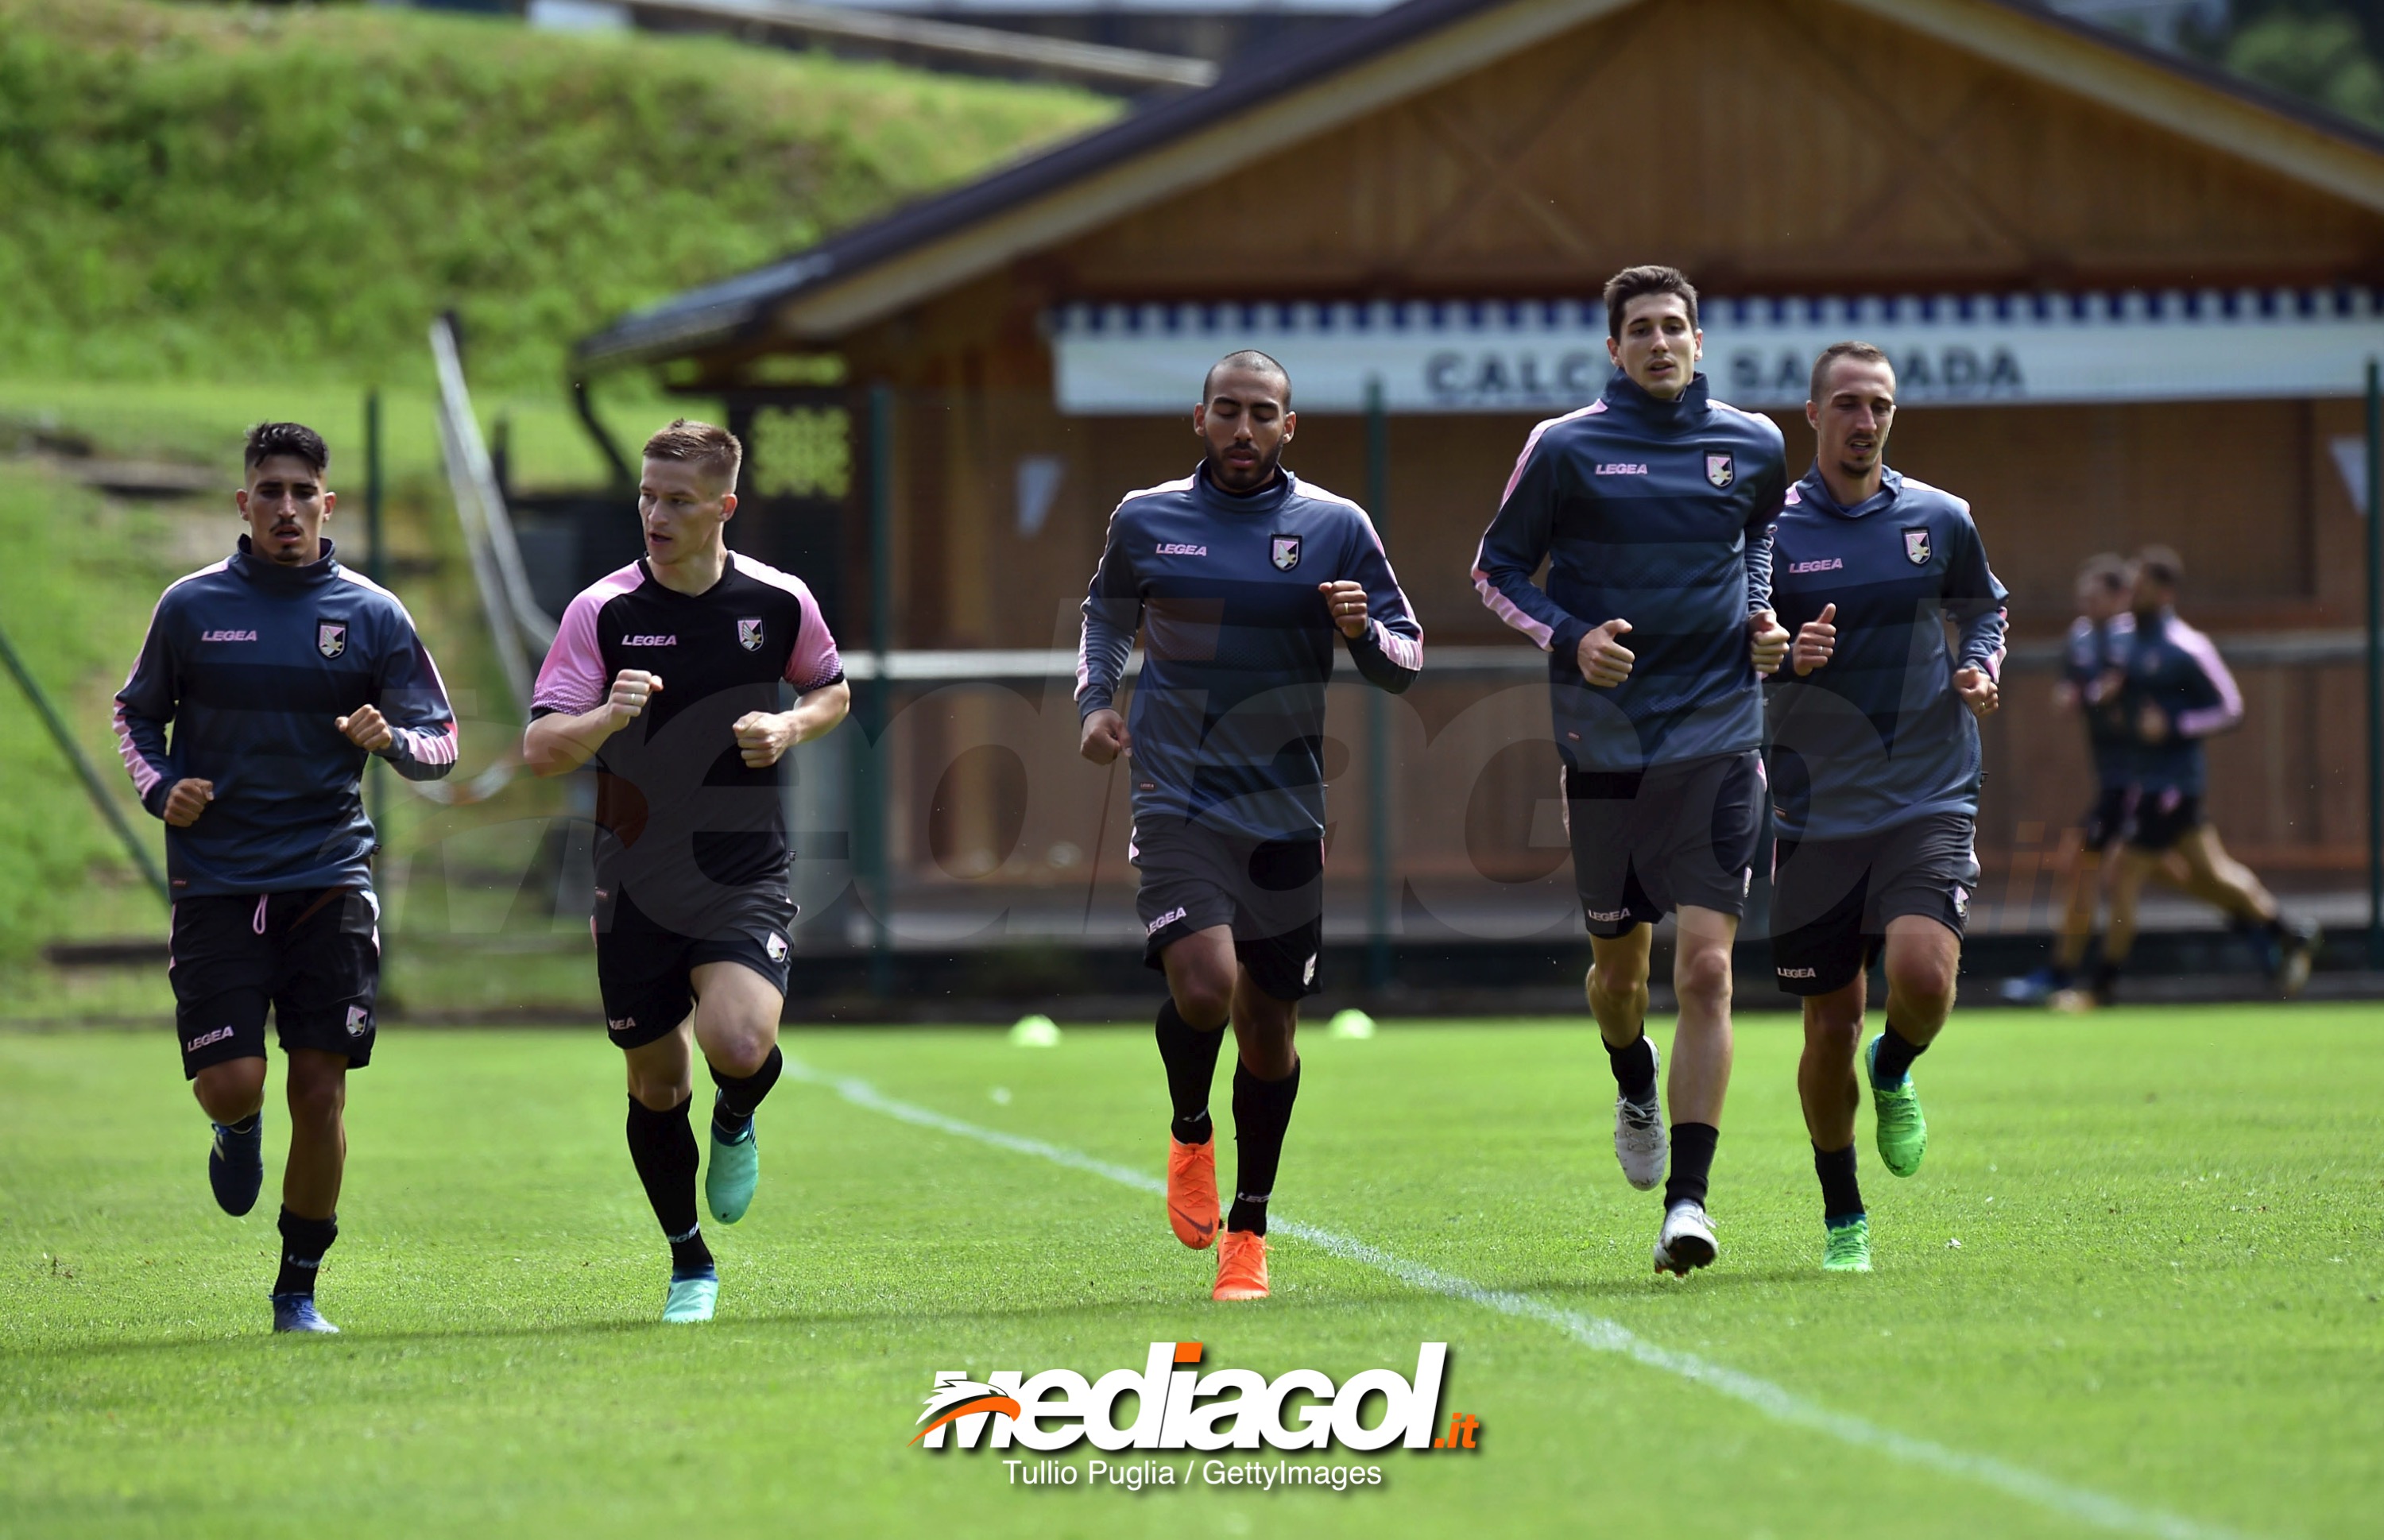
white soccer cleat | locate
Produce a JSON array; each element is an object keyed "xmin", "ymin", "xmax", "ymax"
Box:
[
  {"xmin": 1613, "ymin": 1039, "xmax": 1666, "ymax": 1192},
  {"xmin": 1652, "ymin": 1199, "xmax": 1717, "ymax": 1277}
]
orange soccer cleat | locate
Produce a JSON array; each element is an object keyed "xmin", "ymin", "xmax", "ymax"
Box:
[
  {"xmin": 1167, "ymin": 1136, "xmax": 1220, "ymax": 1249},
  {"xmin": 1213, "ymin": 1229, "xmax": 1270, "ymax": 1301}
]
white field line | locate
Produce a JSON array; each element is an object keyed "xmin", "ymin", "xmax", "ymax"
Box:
[{"xmin": 785, "ymin": 1059, "xmax": 2245, "ymax": 1540}]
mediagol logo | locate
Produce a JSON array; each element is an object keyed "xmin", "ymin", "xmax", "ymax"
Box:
[{"xmin": 913, "ymin": 1341, "xmax": 1474, "ymax": 1459}]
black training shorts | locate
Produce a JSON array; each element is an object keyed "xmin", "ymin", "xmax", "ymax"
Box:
[
  {"xmin": 1132, "ymin": 818, "xmax": 1324, "ymax": 1003},
  {"xmin": 170, "ymin": 888, "xmax": 381, "ymax": 1079},
  {"xmin": 2127, "ymin": 787, "xmax": 2203, "ymax": 853},
  {"xmin": 2081, "ymin": 786, "xmax": 2131, "ymax": 854},
  {"xmin": 1562, "ymin": 750, "xmax": 1763, "ymax": 938},
  {"xmin": 594, "ymin": 883, "xmax": 796, "ymax": 1050},
  {"xmin": 1769, "ymin": 812, "xmax": 1979, "ymax": 996}
]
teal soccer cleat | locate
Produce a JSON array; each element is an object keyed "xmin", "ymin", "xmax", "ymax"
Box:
[
  {"xmin": 662, "ymin": 1269, "xmax": 718, "ymax": 1324},
  {"xmin": 706, "ymin": 1096, "xmax": 760, "ymax": 1225},
  {"xmin": 1867, "ymin": 1035, "xmax": 1929, "ymax": 1178}
]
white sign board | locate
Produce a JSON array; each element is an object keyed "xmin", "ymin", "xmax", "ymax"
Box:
[{"xmin": 1051, "ymin": 290, "xmax": 2384, "ymax": 414}]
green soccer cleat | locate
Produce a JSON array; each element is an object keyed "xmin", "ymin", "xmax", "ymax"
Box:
[
  {"xmin": 662, "ymin": 1270, "xmax": 718, "ymax": 1324},
  {"xmin": 705, "ymin": 1097, "xmax": 760, "ymax": 1225},
  {"xmin": 1821, "ymin": 1217, "xmax": 1872, "ymax": 1273},
  {"xmin": 1867, "ymin": 1035, "xmax": 1929, "ymax": 1178}
]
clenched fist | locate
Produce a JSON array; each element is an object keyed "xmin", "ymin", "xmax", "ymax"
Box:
[
  {"xmin": 1792, "ymin": 603, "xmax": 1837, "ymax": 676},
  {"xmin": 1748, "ymin": 609, "xmax": 1790, "ymax": 677},
  {"xmin": 163, "ymin": 777, "xmax": 214, "ymax": 828},
  {"xmin": 1576, "ymin": 618, "xmax": 1635, "ymax": 688},
  {"xmin": 606, "ymin": 669, "xmax": 663, "ymax": 731},
  {"xmin": 1318, "ymin": 580, "xmax": 1369, "ymax": 640},
  {"xmin": 335, "ymin": 704, "xmax": 393, "ymax": 752}
]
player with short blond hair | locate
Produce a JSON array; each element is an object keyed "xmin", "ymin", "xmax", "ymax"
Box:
[{"xmin": 524, "ymin": 418, "xmax": 850, "ymax": 1323}]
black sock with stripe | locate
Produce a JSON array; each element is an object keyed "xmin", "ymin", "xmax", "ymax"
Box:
[
  {"xmin": 625, "ymin": 1096, "xmax": 712, "ymax": 1277},
  {"xmin": 1155, "ymin": 997, "xmax": 1225, "ymax": 1145},
  {"xmin": 1226, "ymin": 1060, "xmax": 1300, "ymax": 1235}
]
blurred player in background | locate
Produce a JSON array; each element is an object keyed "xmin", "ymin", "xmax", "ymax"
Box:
[
  {"xmin": 2003, "ymin": 555, "xmax": 2134, "ymax": 1004},
  {"xmin": 1078, "ymin": 350, "xmax": 1421, "ymax": 1302},
  {"xmin": 2086, "ymin": 547, "xmax": 2318, "ymax": 1004},
  {"xmin": 114, "ymin": 421, "xmax": 458, "ymax": 1334},
  {"xmin": 1472, "ymin": 265, "xmax": 1789, "ymax": 1277},
  {"xmin": 524, "ymin": 420, "xmax": 849, "ymax": 1324},
  {"xmin": 1764, "ymin": 345, "xmax": 2006, "ymax": 1274}
]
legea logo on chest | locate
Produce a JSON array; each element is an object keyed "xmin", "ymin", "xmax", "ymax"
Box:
[{"xmin": 621, "ymin": 633, "xmax": 678, "ymax": 647}]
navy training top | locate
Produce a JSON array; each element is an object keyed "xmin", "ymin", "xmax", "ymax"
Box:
[
  {"xmin": 1470, "ymin": 371, "xmax": 1785, "ymax": 772},
  {"xmin": 1076, "ymin": 462, "xmax": 1422, "ymax": 842},
  {"xmin": 2064, "ymin": 612, "xmax": 2137, "ymax": 791},
  {"xmin": 1763, "ymin": 465, "xmax": 2009, "ymax": 842},
  {"xmin": 114, "ymin": 537, "xmax": 457, "ymax": 896},
  {"xmin": 2115, "ymin": 608, "xmax": 2242, "ymax": 796}
]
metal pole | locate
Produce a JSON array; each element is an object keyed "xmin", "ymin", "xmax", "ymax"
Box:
[
  {"xmin": 857, "ymin": 383, "xmax": 895, "ymax": 994},
  {"xmin": 1364, "ymin": 377, "xmax": 1394, "ymax": 992},
  {"xmin": 0, "ymin": 621, "xmax": 169, "ymax": 905},
  {"xmin": 2367, "ymin": 359, "xmax": 2382, "ymax": 966},
  {"xmin": 364, "ymin": 388, "xmax": 387, "ymax": 849}
]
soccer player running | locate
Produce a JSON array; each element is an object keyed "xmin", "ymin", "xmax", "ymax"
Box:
[
  {"xmin": 1078, "ymin": 350, "xmax": 1421, "ymax": 1302},
  {"xmin": 2003, "ymin": 555, "xmax": 2134, "ymax": 1005},
  {"xmin": 524, "ymin": 420, "xmax": 849, "ymax": 1324},
  {"xmin": 1764, "ymin": 345, "xmax": 2007, "ymax": 1274},
  {"xmin": 114, "ymin": 422, "xmax": 458, "ymax": 1333},
  {"xmin": 1473, "ymin": 265, "xmax": 1790, "ymax": 1276},
  {"xmin": 2090, "ymin": 546, "xmax": 2317, "ymax": 1003}
]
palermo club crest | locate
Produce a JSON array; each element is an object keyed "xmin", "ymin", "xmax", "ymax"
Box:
[
  {"xmin": 1904, "ymin": 528, "xmax": 1932, "ymax": 565},
  {"xmin": 1705, "ymin": 453, "xmax": 1735, "ymax": 489},
  {"xmin": 316, "ymin": 621, "xmax": 346, "ymax": 659},
  {"xmin": 1271, "ymin": 535, "xmax": 1302, "ymax": 571},
  {"xmin": 737, "ymin": 617, "xmax": 764, "ymax": 652}
]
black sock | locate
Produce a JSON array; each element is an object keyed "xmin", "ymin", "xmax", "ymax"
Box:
[
  {"xmin": 1813, "ymin": 1143, "xmax": 1863, "ymax": 1226},
  {"xmin": 710, "ymin": 1046, "xmax": 784, "ymax": 1141},
  {"xmin": 1226, "ymin": 1060, "xmax": 1300, "ymax": 1235},
  {"xmin": 1871, "ymin": 1020, "xmax": 1928, "ymax": 1087},
  {"xmin": 2092, "ymin": 958, "xmax": 2121, "ymax": 996},
  {"xmin": 223, "ymin": 1111, "xmax": 260, "ymax": 1134},
  {"xmin": 273, "ymin": 1206, "xmax": 337, "ymax": 1297},
  {"xmin": 625, "ymin": 1096, "xmax": 712, "ymax": 1277},
  {"xmin": 1664, "ymin": 1122, "xmax": 1718, "ymax": 1211},
  {"xmin": 1604, "ymin": 1027, "xmax": 1657, "ymax": 1105},
  {"xmin": 1155, "ymin": 998, "xmax": 1225, "ymax": 1145}
]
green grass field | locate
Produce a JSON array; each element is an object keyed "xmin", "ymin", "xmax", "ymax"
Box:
[{"xmin": 3, "ymin": 1008, "xmax": 2378, "ymax": 1539}]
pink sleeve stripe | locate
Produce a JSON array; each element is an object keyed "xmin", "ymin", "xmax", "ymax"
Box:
[
  {"xmin": 1367, "ymin": 618, "xmax": 1423, "ymax": 672},
  {"xmin": 113, "ymin": 698, "xmax": 163, "ymax": 797},
  {"xmin": 1472, "ymin": 563, "xmax": 1557, "ymax": 650},
  {"xmin": 1497, "ymin": 402, "xmax": 1603, "ymax": 501},
  {"xmin": 2171, "ymin": 621, "xmax": 2243, "ymax": 737},
  {"xmin": 114, "ymin": 559, "xmax": 227, "ymax": 798},
  {"xmin": 532, "ymin": 564, "xmax": 643, "ymax": 714},
  {"xmin": 393, "ymin": 725, "xmax": 459, "ymax": 766}
]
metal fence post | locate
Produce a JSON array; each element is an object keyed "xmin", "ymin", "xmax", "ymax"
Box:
[
  {"xmin": 1364, "ymin": 377, "xmax": 1395, "ymax": 992},
  {"xmin": 856, "ymin": 383, "xmax": 896, "ymax": 994},
  {"xmin": 2367, "ymin": 359, "xmax": 2382, "ymax": 967},
  {"xmin": 364, "ymin": 388, "xmax": 387, "ymax": 853}
]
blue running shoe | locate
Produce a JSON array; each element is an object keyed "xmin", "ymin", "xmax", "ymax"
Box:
[
  {"xmin": 209, "ymin": 1115, "xmax": 264, "ymax": 1217},
  {"xmin": 663, "ymin": 1268, "xmax": 718, "ymax": 1324},
  {"xmin": 706, "ymin": 1096, "xmax": 760, "ymax": 1225},
  {"xmin": 271, "ymin": 1294, "xmax": 339, "ymax": 1334},
  {"xmin": 1997, "ymin": 966, "xmax": 2063, "ymax": 1005}
]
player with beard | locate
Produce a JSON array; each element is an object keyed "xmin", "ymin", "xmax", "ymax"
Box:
[
  {"xmin": 1078, "ymin": 350, "xmax": 1422, "ymax": 1301},
  {"xmin": 1764, "ymin": 343, "xmax": 2007, "ymax": 1274},
  {"xmin": 1472, "ymin": 265, "xmax": 1790, "ymax": 1277},
  {"xmin": 114, "ymin": 421, "xmax": 458, "ymax": 1333},
  {"xmin": 524, "ymin": 420, "xmax": 849, "ymax": 1324}
]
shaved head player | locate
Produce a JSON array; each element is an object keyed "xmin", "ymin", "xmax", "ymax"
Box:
[{"xmin": 1078, "ymin": 350, "xmax": 1423, "ymax": 1301}]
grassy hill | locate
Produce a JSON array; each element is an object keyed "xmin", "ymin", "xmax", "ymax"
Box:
[
  {"xmin": 0, "ymin": 0, "xmax": 1116, "ymax": 391},
  {"xmin": 0, "ymin": 1, "xmax": 1114, "ymax": 989}
]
